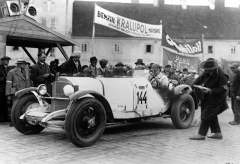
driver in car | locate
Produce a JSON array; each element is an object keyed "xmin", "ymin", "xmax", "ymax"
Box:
[{"xmin": 148, "ymin": 63, "xmax": 169, "ymax": 88}]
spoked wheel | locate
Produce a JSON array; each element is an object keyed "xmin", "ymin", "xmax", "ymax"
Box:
[
  {"xmin": 65, "ymin": 98, "xmax": 106, "ymax": 147},
  {"xmin": 11, "ymin": 94, "xmax": 45, "ymax": 134},
  {"xmin": 171, "ymin": 93, "xmax": 195, "ymax": 129}
]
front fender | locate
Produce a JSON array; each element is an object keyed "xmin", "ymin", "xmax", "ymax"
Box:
[
  {"xmin": 173, "ymin": 84, "xmax": 199, "ymax": 109},
  {"xmin": 15, "ymin": 87, "xmax": 37, "ymax": 97},
  {"xmin": 69, "ymin": 90, "xmax": 114, "ymax": 122}
]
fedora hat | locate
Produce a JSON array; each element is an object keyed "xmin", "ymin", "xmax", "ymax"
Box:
[
  {"xmin": 201, "ymin": 58, "xmax": 218, "ymax": 70},
  {"xmin": 115, "ymin": 62, "xmax": 124, "ymax": 67},
  {"xmin": 135, "ymin": 59, "xmax": 144, "ymax": 65},
  {"xmin": 1, "ymin": 56, "xmax": 11, "ymax": 61},
  {"xmin": 16, "ymin": 59, "xmax": 27, "ymax": 64},
  {"xmin": 90, "ymin": 56, "xmax": 98, "ymax": 63}
]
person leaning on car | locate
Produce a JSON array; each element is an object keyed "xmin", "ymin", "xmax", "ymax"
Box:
[
  {"xmin": 84, "ymin": 56, "xmax": 99, "ymax": 78},
  {"xmin": 0, "ymin": 56, "xmax": 11, "ymax": 122},
  {"xmin": 31, "ymin": 53, "xmax": 54, "ymax": 95},
  {"xmin": 229, "ymin": 63, "xmax": 240, "ymax": 125},
  {"xmin": 190, "ymin": 58, "xmax": 228, "ymax": 140},
  {"xmin": 148, "ymin": 63, "xmax": 169, "ymax": 88},
  {"xmin": 60, "ymin": 51, "xmax": 83, "ymax": 77}
]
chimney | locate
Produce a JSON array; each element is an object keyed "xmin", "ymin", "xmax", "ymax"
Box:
[{"xmin": 131, "ymin": 0, "xmax": 139, "ymax": 3}]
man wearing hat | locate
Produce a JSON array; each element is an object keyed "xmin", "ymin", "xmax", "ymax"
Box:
[
  {"xmin": 190, "ymin": 58, "xmax": 228, "ymax": 140},
  {"xmin": 0, "ymin": 56, "xmax": 11, "ymax": 122},
  {"xmin": 84, "ymin": 56, "xmax": 99, "ymax": 78},
  {"xmin": 60, "ymin": 51, "xmax": 82, "ymax": 77},
  {"xmin": 6, "ymin": 59, "xmax": 31, "ymax": 122},
  {"xmin": 97, "ymin": 59, "xmax": 111, "ymax": 77},
  {"xmin": 134, "ymin": 59, "xmax": 145, "ymax": 70},
  {"xmin": 229, "ymin": 63, "xmax": 240, "ymax": 125},
  {"xmin": 112, "ymin": 62, "xmax": 126, "ymax": 77},
  {"xmin": 148, "ymin": 63, "xmax": 169, "ymax": 88},
  {"xmin": 31, "ymin": 53, "xmax": 54, "ymax": 95}
]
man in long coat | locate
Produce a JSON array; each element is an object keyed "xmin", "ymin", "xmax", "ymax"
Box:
[
  {"xmin": 31, "ymin": 53, "xmax": 54, "ymax": 95},
  {"xmin": 0, "ymin": 56, "xmax": 11, "ymax": 122},
  {"xmin": 60, "ymin": 51, "xmax": 82, "ymax": 76},
  {"xmin": 229, "ymin": 63, "xmax": 240, "ymax": 125},
  {"xmin": 190, "ymin": 58, "xmax": 228, "ymax": 140},
  {"xmin": 6, "ymin": 59, "xmax": 31, "ymax": 122}
]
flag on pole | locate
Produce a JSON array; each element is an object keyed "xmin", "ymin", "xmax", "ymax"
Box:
[
  {"xmin": 94, "ymin": 4, "xmax": 162, "ymax": 39},
  {"xmin": 162, "ymin": 30, "xmax": 203, "ymax": 55}
]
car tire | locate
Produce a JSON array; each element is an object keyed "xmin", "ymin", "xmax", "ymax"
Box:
[
  {"xmin": 65, "ymin": 98, "xmax": 106, "ymax": 147},
  {"xmin": 171, "ymin": 93, "xmax": 195, "ymax": 129},
  {"xmin": 11, "ymin": 94, "xmax": 45, "ymax": 134}
]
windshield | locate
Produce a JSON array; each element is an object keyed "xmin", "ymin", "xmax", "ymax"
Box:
[{"xmin": 132, "ymin": 70, "xmax": 149, "ymax": 79}]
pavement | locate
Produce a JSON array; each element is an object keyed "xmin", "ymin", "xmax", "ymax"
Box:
[{"xmin": 0, "ymin": 100, "xmax": 239, "ymax": 164}]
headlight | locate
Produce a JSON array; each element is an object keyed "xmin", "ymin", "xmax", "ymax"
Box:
[
  {"xmin": 63, "ymin": 85, "xmax": 74, "ymax": 96},
  {"xmin": 37, "ymin": 84, "xmax": 47, "ymax": 95}
]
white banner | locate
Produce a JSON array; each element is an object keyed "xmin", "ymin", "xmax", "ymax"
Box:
[{"xmin": 94, "ymin": 4, "xmax": 162, "ymax": 39}]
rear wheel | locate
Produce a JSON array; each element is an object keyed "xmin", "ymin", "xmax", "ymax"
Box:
[
  {"xmin": 65, "ymin": 98, "xmax": 106, "ymax": 147},
  {"xmin": 11, "ymin": 94, "xmax": 45, "ymax": 134},
  {"xmin": 171, "ymin": 93, "xmax": 195, "ymax": 129}
]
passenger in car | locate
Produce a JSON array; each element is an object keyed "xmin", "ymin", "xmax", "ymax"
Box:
[
  {"xmin": 60, "ymin": 51, "xmax": 82, "ymax": 77},
  {"xmin": 97, "ymin": 59, "xmax": 111, "ymax": 77},
  {"xmin": 84, "ymin": 56, "xmax": 99, "ymax": 78},
  {"xmin": 148, "ymin": 63, "xmax": 169, "ymax": 88},
  {"xmin": 112, "ymin": 62, "xmax": 126, "ymax": 77}
]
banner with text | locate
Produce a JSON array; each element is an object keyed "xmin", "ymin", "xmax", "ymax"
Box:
[
  {"xmin": 163, "ymin": 48, "xmax": 199, "ymax": 70},
  {"xmin": 162, "ymin": 30, "xmax": 203, "ymax": 55},
  {"xmin": 94, "ymin": 4, "xmax": 162, "ymax": 39}
]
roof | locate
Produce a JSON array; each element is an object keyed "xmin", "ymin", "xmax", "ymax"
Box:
[
  {"xmin": 0, "ymin": 15, "xmax": 80, "ymax": 48},
  {"xmin": 72, "ymin": 0, "xmax": 240, "ymax": 40}
]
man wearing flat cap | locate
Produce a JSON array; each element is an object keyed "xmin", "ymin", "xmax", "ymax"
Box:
[
  {"xmin": 97, "ymin": 59, "xmax": 111, "ymax": 77},
  {"xmin": 84, "ymin": 56, "xmax": 99, "ymax": 78},
  {"xmin": 0, "ymin": 56, "xmax": 11, "ymax": 122},
  {"xmin": 60, "ymin": 51, "xmax": 82, "ymax": 77},
  {"xmin": 229, "ymin": 63, "xmax": 240, "ymax": 125},
  {"xmin": 190, "ymin": 58, "xmax": 228, "ymax": 140},
  {"xmin": 6, "ymin": 59, "xmax": 31, "ymax": 122}
]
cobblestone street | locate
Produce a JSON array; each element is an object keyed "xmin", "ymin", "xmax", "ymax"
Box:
[{"xmin": 0, "ymin": 100, "xmax": 239, "ymax": 164}]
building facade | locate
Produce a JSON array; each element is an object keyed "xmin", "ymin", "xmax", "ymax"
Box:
[{"xmin": 3, "ymin": 0, "xmax": 240, "ymax": 67}]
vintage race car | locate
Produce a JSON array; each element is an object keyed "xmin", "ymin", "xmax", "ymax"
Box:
[{"xmin": 11, "ymin": 71, "xmax": 198, "ymax": 147}]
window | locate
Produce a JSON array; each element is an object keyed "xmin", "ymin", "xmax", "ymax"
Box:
[
  {"xmin": 230, "ymin": 45, "xmax": 236, "ymax": 54},
  {"xmin": 43, "ymin": 2, "xmax": 47, "ymax": 11},
  {"xmin": 208, "ymin": 45, "xmax": 213, "ymax": 54},
  {"xmin": 49, "ymin": 48, "xmax": 55, "ymax": 57},
  {"xmin": 113, "ymin": 43, "xmax": 121, "ymax": 53},
  {"xmin": 41, "ymin": 18, "xmax": 47, "ymax": 26},
  {"xmin": 81, "ymin": 43, "xmax": 88, "ymax": 52},
  {"xmin": 50, "ymin": 18, "xmax": 56, "ymax": 29},
  {"xmin": 145, "ymin": 44, "xmax": 153, "ymax": 53},
  {"xmin": 47, "ymin": 0, "xmax": 51, "ymax": 11},
  {"xmin": 12, "ymin": 46, "xmax": 19, "ymax": 51},
  {"xmin": 51, "ymin": 2, "xmax": 55, "ymax": 12}
]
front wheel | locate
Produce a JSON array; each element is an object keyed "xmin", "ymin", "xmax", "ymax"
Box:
[
  {"xmin": 65, "ymin": 98, "xmax": 106, "ymax": 147},
  {"xmin": 171, "ymin": 93, "xmax": 195, "ymax": 129},
  {"xmin": 11, "ymin": 94, "xmax": 45, "ymax": 134}
]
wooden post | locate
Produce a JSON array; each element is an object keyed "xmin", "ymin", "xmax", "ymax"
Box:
[
  {"xmin": 22, "ymin": 47, "xmax": 36, "ymax": 64},
  {"xmin": 56, "ymin": 43, "xmax": 69, "ymax": 60}
]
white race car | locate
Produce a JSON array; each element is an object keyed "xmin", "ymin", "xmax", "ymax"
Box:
[{"xmin": 11, "ymin": 70, "xmax": 198, "ymax": 147}]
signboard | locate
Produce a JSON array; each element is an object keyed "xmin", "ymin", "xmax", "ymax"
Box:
[
  {"xmin": 162, "ymin": 30, "xmax": 203, "ymax": 55},
  {"xmin": 94, "ymin": 4, "xmax": 162, "ymax": 39},
  {"xmin": 163, "ymin": 48, "xmax": 199, "ymax": 70}
]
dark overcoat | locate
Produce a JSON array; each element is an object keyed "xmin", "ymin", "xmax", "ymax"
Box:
[
  {"xmin": 230, "ymin": 70, "xmax": 240, "ymax": 98},
  {"xmin": 31, "ymin": 62, "xmax": 53, "ymax": 95},
  {"xmin": 0, "ymin": 63, "xmax": 10, "ymax": 121},
  {"xmin": 97, "ymin": 68, "xmax": 111, "ymax": 77},
  {"xmin": 193, "ymin": 67, "xmax": 228, "ymax": 120},
  {"xmin": 60, "ymin": 59, "xmax": 82, "ymax": 76},
  {"xmin": 84, "ymin": 65, "xmax": 99, "ymax": 77}
]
